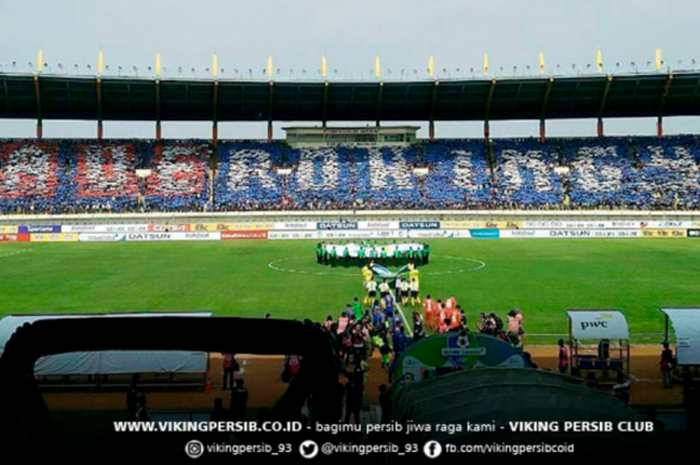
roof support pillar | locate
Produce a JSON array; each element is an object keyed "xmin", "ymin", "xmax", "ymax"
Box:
[
  {"xmin": 375, "ymin": 82, "xmax": 384, "ymax": 127},
  {"xmin": 657, "ymin": 74, "xmax": 673, "ymax": 139},
  {"xmin": 155, "ymin": 79, "xmax": 162, "ymax": 145},
  {"xmin": 539, "ymin": 120, "xmax": 546, "ymax": 143},
  {"xmin": 96, "ymin": 77, "xmax": 104, "ymax": 140},
  {"xmin": 267, "ymin": 82, "xmax": 274, "ymax": 142},
  {"xmin": 212, "ymin": 81, "xmax": 219, "ymax": 152},
  {"xmin": 484, "ymin": 78, "xmax": 496, "ymax": 143},
  {"xmin": 322, "ymin": 82, "xmax": 329, "ymax": 128},
  {"xmin": 428, "ymin": 81, "xmax": 439, "ymax": 141},
  {"xmin": 539, "ymin": 77, "xmax": 553, "ymax": 143},
  {"xmin": 33, "ymin": 75, "xmax": 42, "ymax": 140},
  {"xmin": 596, "ymin": 75, "xmax": 612, "ymax": 138}
]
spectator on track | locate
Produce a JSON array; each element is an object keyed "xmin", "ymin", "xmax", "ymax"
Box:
[
  {"xmin": 126, "ymin": 374, "xmax": 140, "ymax": 420},
  {"xmin": 392, "ymin": 325, "xmax": 408, "ymax": 357},
  {"xmin": 379, "ymin": 334, "xmax": 393, "ymax": 370},
  {"xmin": 135, "ymin": 394, "xmax": 151, "ymax": 421},
  {"xmin": 211, "ymin": 398, "xmax": 229, "ymax": 422},
  {"xmin": 478, "ymin": 312, "xmax": 496, "ymax": 336},
  {"xmin": 379, "ymin": 384, "xmax": 392, "ymax": 424},
  {"xmin": 491, "ymin": 312, "xmax": 504, "ymax": 334},
  {"xmin": 344, "ymin": 369, "xmax": 363, "ymax": 425},
  {"xmin": 230, "ymin": 378, "xmax": 249, "ymax": 421},
  {"xmin": 222, "ymin": 353, "xmax": 236, "ymax": 390},
  {"xmin": 337, "ymin": 312, "xmax": 349, "ymax": 334},
  {"xmin": 558, "ymin": 339, "xmax": 569, "ymax": 374},
  {"xmin": 661, "ymin": 342, "xmax": 675, "ymax": 389},
  {"xmin": 412, "ymin": 311, "xmax": 426, "ymax": 340}
]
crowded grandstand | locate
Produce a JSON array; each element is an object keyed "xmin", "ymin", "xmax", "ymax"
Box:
[{"xmin": 1, "ymin": 135, "xmax": 699, "ymax": 213}]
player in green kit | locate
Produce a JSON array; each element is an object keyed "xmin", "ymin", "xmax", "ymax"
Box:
[
  {"xmin": 330, "ymin": 246, "xmax": 338, "ymax": 267},
  {"xmin": 392, "ymin": 246, "xmax": 401, "ymax": 266},
  {"xmin": 415, "ymin": 247, "xmax": 424, "ymax": 266},
  {"xmin": 358, "ymin": 246, "xmax": 366, "ymax": 265}
]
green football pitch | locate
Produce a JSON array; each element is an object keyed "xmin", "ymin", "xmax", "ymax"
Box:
[{"xmin": 0, "ymin": 239, "xmax": 698, "ymax": 341}]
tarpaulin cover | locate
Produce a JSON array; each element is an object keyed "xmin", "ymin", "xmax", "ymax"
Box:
[{"xmin": 0, "ymin": 313, "xmax": 212, "ymax": 375}]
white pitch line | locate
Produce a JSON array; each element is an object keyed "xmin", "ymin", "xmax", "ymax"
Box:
[
  {"xmin": 268, "ymin": 255, "xmax": 486, "ymax": 277},
  {"xmin": 0, "ymin": 249, "xmax": 31, "ymax": 259},
  {"xmin": 389, "ymin": 289, "xmax": 413, "ymax": 338},
  {"xmin": 268, "ymin": 257, "xmax": 357, "ymax": 277},
  {"xmin": 629, "ymin": 375, "xmax": 657, "ymax": 383}
]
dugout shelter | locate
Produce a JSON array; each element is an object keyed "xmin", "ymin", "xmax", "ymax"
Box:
[
  {"xmin": 567, "ymin": 309, "xmax": 631, "ymax": 383},
  {"xmin": 661, "ymin": 307, "xmax": 700, "ymax": 367}
]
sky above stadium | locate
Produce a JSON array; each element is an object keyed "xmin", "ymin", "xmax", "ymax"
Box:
[{"xmin": 0, "ymin": 0, "xmax": 697, "ymax": 139}]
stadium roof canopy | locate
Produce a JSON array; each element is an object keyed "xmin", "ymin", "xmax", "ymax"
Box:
[{"xmin": 0, "ymin": 71, "xmax": 698, "ymax": 123}]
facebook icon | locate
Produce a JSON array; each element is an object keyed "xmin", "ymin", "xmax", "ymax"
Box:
[{"xmin": 423, "ymin": 440, "xmax": 443, "ymax": 458}]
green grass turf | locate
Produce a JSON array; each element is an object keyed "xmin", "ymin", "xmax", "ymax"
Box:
[{"xmin": 0, "ymin": 238, "xmax": 699, "ymax": 340}]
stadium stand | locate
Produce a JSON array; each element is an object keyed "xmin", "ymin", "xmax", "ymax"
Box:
[
  {"xmin": 214, "ymin": 141, "xmax": 285, "ymax": 211},
  {"xmin": 286, "ymin": 145, "xmax": 355, "ymax": 210},
  {"xmin": 562, "ymin": 137, "xmax": 637, "ymax": 209},
  {"xmin": 66, "ymin": 141, "xmax": 141, "ymax": 213},
  {"xmin": 562, "ymin": 136, "xmax": 700, "ymax": 209},
  {"xmin": 0, "ymin": 140, "xmax": 61, "ymax": 214},
  {"xmin": 492, "ymin": 138, "xmax": 564, "ymax": 209},
  {"xmin": 634, "ymin": 136, "xmax": 700, "ymax": 210},
  {"xmin": 364, "ymin": 146, "xmax": 421, "ymax": 209},
  {"xmin": 0, "ymin": 140, "xmax": 210, "ymax": 213},
  {"xmin": 1, "ymin": 136, "xmax": 700, "ymax": 213},
  {"xmin": 143, "ymin": 141, "xmax": 210, "ymax": 212},
  {"xmin": 422, "ymin": 140, "xmax": 493, "ymax": 209}
]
